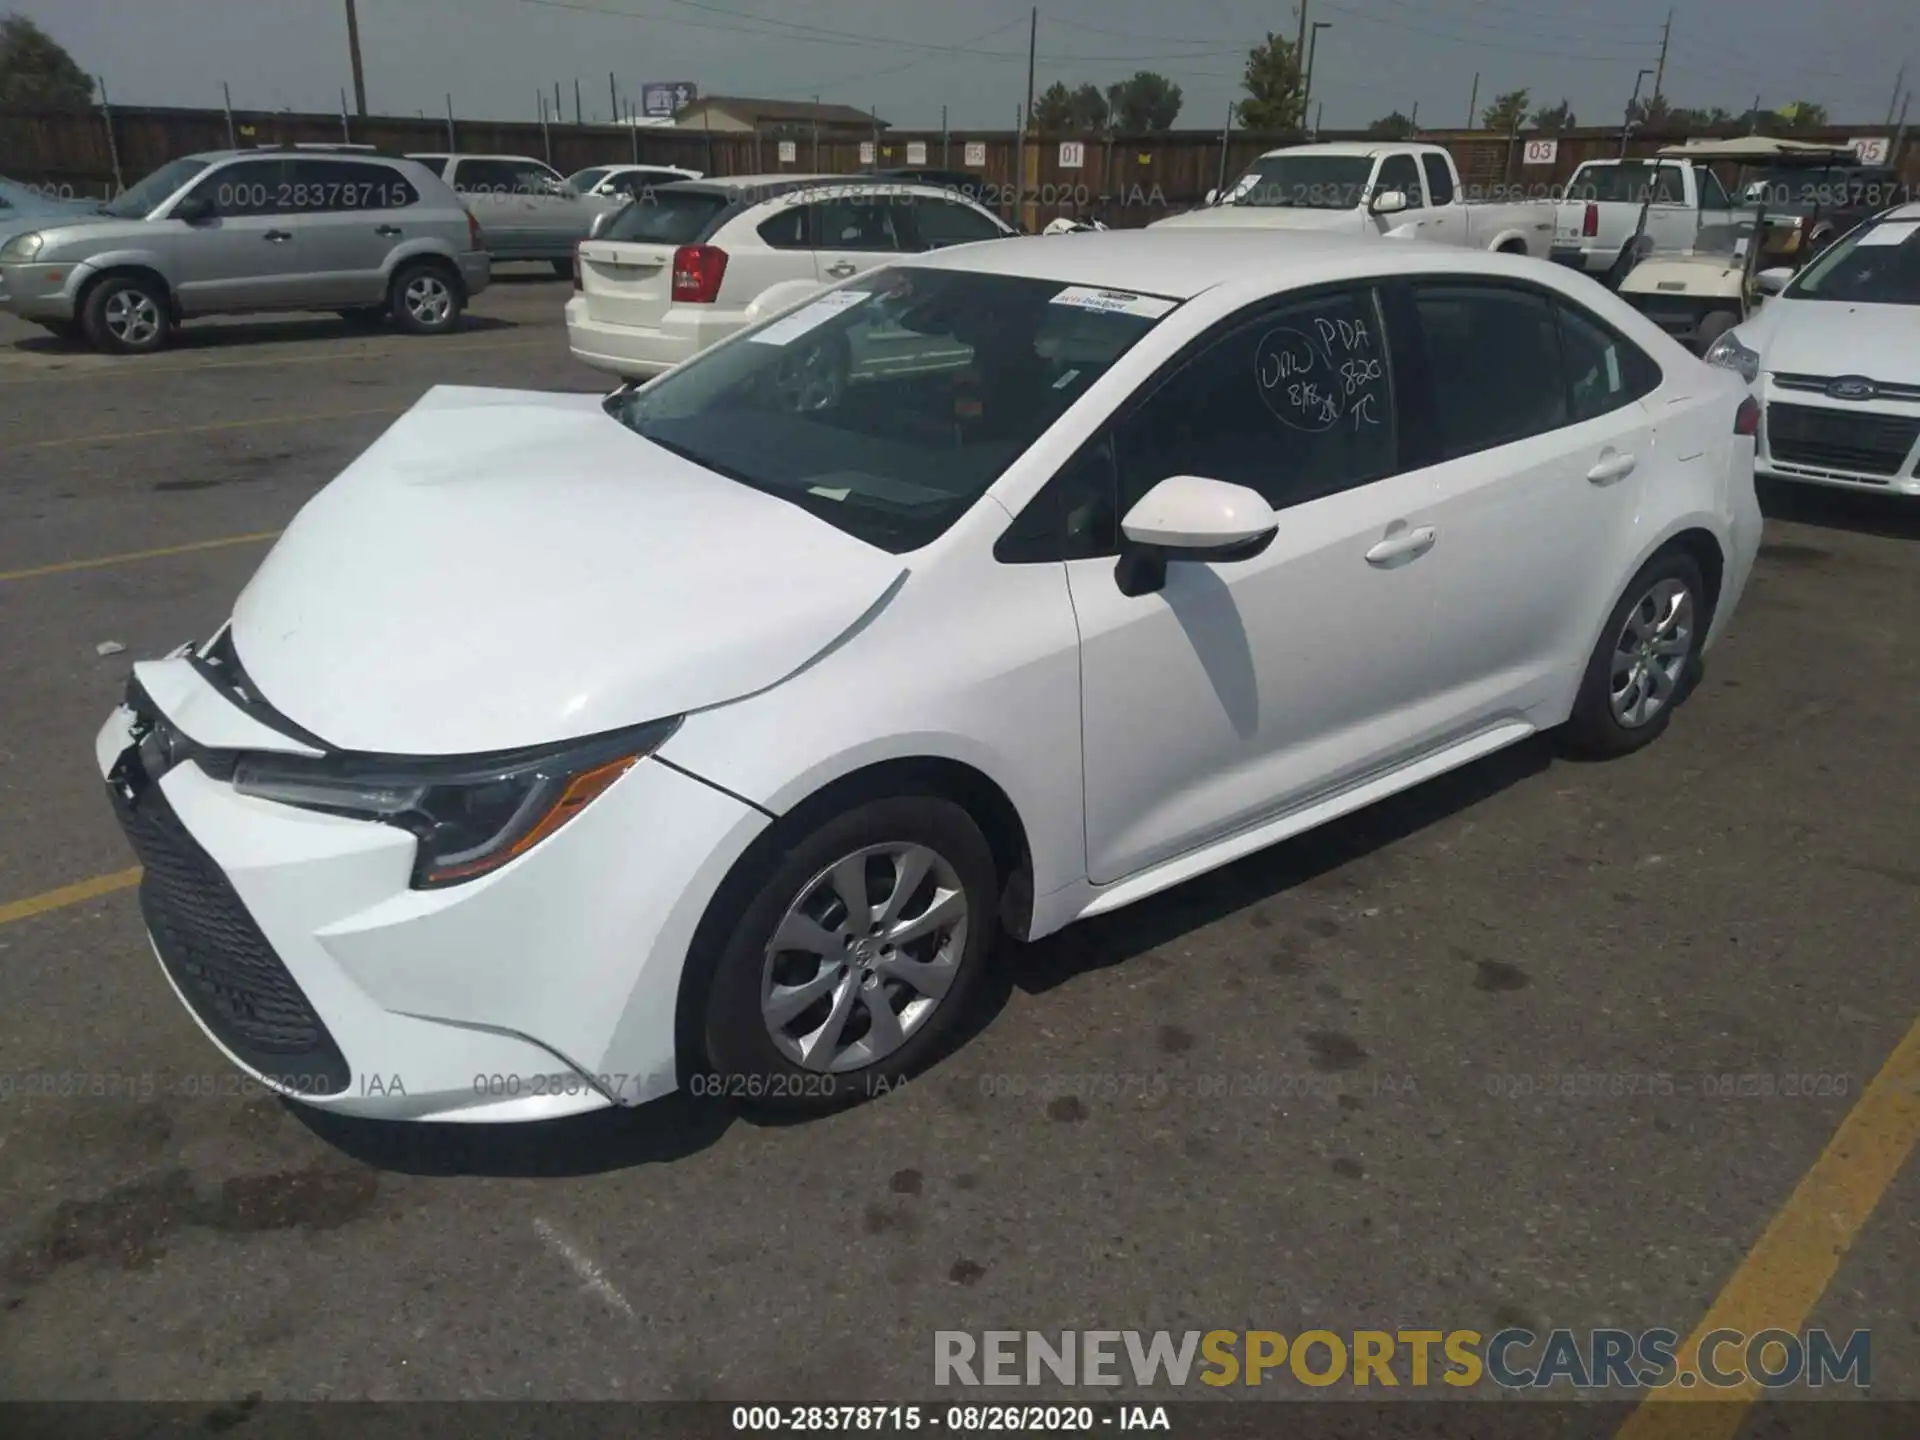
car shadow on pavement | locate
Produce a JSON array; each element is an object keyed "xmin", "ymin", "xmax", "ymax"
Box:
[
  {"xmin": 287, "ymin": 1089, "xmax": 735, "ymax": 1178},
  {"xmin": 4, "ymin": 313, "xmax": 519, "ymax": 356},
  {"xmin": 984, "ymin": 735, "xmax": 1556, "ymax": 1006},
  {"xmin": 1757, "ymin": 478, "xmax": 1920, "ymax": 542}
]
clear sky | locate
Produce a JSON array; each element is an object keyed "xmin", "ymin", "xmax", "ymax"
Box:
[{"xmin": 13, "ymin": 0, "xmax": 1916, "ymax": 132}]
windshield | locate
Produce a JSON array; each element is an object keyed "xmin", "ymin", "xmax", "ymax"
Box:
[
  {"xmin": 568, "ymin": 166, "xmax": 611, "ymax": 193},
  {"xmin": 103, "ymin": 157, "xmax": 210, "ymax": 219},
  {"xmin": 1785, "ymin": 217, "xmax": 1920, "ymax": 305},
  {"xmin": 1741, "ymin": 168, "xmax": 1902, "ymax": 211},
  {"xmin": 1222, "ymin": 155, "xmax": 1373, "ymax": 209},
  {"xmin": 1570, "ymin": 162, "xmax": 1683, "ymax": 204},
  {"xmin": 605, "ymin": 267, "xmax": 1173, "ymax": 552}
]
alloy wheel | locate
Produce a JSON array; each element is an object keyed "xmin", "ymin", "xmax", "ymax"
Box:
[
  {"xmin": 1609, "ymin": 576, "xmax": 1695, "ymax": 727},
  {"xmin": 760, "ymin": 842, "xmax": 969, "ymax": 1073},
  {"xmin": 104, "ymin": 290, "xmax": 162, "ymax": 347},
  {"xmin": 405, "ymin": 275, "xmax": 453, "ymax": 326}
]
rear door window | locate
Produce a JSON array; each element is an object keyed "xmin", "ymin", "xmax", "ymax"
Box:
[
  {"xmin": 601, "ymin": 190, "xmax": 729, "ymax": 244},
  {"xmin": 806, "ymin": 196, "xmax": 910, "ymax": 251},
  {"xmin": 281, "ymin": 159, "xmax": 419, "ymax": 212},
  {"xmin": 1412, "ymin": 283, "xmax": 1568, "ymax": 456},
  {"xmin": 1376, "ymin": 153, "xmax": 1425, "ymax": 209},
  {"xmin": 906, "ymin": 196, "xmax": 1008, "ymax": 249},
  {"xmin": 1421, "ymin": 153, "xmax": 1455, "ymax": 205},
  {"xmin": 454, "ymin": 158, "xmax": 562, "ymax": 197}
]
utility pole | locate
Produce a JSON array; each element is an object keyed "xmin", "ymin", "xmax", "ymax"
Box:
[
  {"xmin": 222, "ymin": 81, "xmax": 236, "ymax": 149},
  {"xmin": 575, "ymin": 78, "xmax": 582, "ymax": 126},
  {"xmin": 1889, "ymin": 65, "xmax": 1908, "ymax": 126},
  {"xmin": 1467, "ymin": 72, "xmax": 1479, "ymax": 129},
  {"xmin": 555, "ymin": 82, "xmax": 563, "ymax": 128},
  {"xmin": 1892, "ymin": 90, "xmax": 1911, "ymax": 167},
  {"xmin": 1747, "ymin": 92, "xmax": 1761, "ymax": 134},
  {"xmin": 609, "ymin": 72, "xmax": 619, "ymax": 127},
  {"xmin": 1303, "ymin": 21, "xmax": 1331, "ymax": 139},
  {"xmin": 1651, "ymin": 7, "xmax": 1672, "ymax": 105},
  {"xmin": 813, "ymin": 96, "xmax": 820, "ymax": 170},
  {"xmin": 1621, "ymin": 67, "xmax": 1652, "ymax": 157},
  {"xmin": 1020, "ymin": 5, "xmax": 1037, "ymax": 232},
  {"xmin": 1409, "ymin": 100, "xmax": 1419, "ymax": 134},
  {"xmin": 342, "ymin": 0, "xmax": 367, "ymax": 116},
  {"xmin": 1295, "ymin": 0, "xmax": 1310, "ymax": 128},
  {"xmin": 942, "ymin": 104, "xmax": 949, "ymax": 166}
]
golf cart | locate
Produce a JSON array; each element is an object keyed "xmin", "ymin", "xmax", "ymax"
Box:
[{"xmin": 1615, "ymin": 137, "xmax": 1866, "ymax": 354}]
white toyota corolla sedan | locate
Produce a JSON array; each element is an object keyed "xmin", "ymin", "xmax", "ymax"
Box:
[{"xmin": 97, "ymin": 230, "xmax": 1761, "ymax": 1122}]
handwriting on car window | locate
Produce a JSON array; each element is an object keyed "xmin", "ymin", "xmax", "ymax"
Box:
[{"xmin": 1255, "ymin": 311, "xmax": 1387, "ymax": 433}]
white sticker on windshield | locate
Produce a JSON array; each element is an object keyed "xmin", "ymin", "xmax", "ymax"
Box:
[
  {"xmin": 1605, "ymin": 345, "xmax": 1622, "ymax": 393},
  {"xmin": 1049, "ymin": 286, "xmax": 1178, "ymax": 320},
  {"xmin": 749, "ymin": 290, "xmax": 868, "ymax": 345},
  {"xmin": 1856, "ymin": 220, "xmax": 1919, "ymax": 247}
]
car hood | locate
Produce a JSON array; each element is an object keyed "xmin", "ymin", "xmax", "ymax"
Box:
[
  {"xmin": 231, "ymin": 386, "xmax": 908, "ymax": 756},
  {"xmin": 1753, "ymin": 299, "xmax": 1920, "ymax": 380},
  {"xmin": 0, "ymin": 213, "xmax": 141, "ymax": 254},
  {"xmin": 1151, "ymin": 205, "xmax": 1362, "ymax": 232}
]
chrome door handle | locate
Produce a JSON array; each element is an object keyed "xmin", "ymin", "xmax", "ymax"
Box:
[
  {"xmin": 1587, "ymin": 451, "xmax": 1637, "ymax": 484},
  {"xmin": 262, "ymin": 230, "xmax": 292, "ymax": 242},
  {"xmin": 1365, "ymin": 526, "xmax": 1437, "ymax": 566},
  {"xmin": 825, "ymin": 261, "xmax": 857, "ymax": 277},
  {"xmin": 374, "ymin": 224, "xmax": 403, "ymax": 236}
]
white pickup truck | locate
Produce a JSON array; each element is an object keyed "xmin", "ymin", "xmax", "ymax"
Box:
[
  {"xmin": 1551, "ymin": 157, "xmax": 1736, "ymax": 276},
  {"xmin": 1151, "ymin": 142, "xmax": 1555, "ymax": 256}
]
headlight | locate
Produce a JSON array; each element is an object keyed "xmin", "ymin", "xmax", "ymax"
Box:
[
  {"xmin": 0, "ymin": 231, "xmax": 45, "ymax": 261},
  {"xmin": 233, "ymin": 716, "xmax": 682, "ymax": 888},
  {"xmin": 1703, "ymin": 330, "xmax": 1760, "ymax": 384}
]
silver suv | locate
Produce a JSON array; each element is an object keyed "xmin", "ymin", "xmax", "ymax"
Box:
[{"xmin": 0, "ymin": 147, "xmax": 490, "ymax": 354}]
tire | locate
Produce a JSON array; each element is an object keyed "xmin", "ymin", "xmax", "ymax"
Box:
[
  {"xmin": 700, "ymin": 794, "xmax": 1000, "ymax": 1116},
  {"xmin": 387, "ymin": 262, "xmax": 464, "ymax": 335},
  {"xmin": 81, "ymin": 275, "xmax": 170, "ymax": 355},
  {"xmin": 1694, "ymin": 309, "xmax": 1737, "ymax": 354},
  {"xmin": 337, "ymin": 306, "xmax": 387, "ymax": 329},
  {"xmin": 1561, "ymin": 549, "xmax": 1707, "ymax": 758}
]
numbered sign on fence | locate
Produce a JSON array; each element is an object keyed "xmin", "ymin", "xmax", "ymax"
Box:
[
  {"xmin": 907, "ymin": 141, "xmax": 927, "ymax": 165},
  {"xmin": 859, "ymin": 141, "xmax": 875, "ymax": 164},
  {"xmin": 1059, "ymin": 141, "xmax": 1085, "ymax": 169},
  {"xmin": 1850, "ymin": 136, "xmax": 1890, "ymax": 164},
  {"xmin": 778, "ymin": 140, "xmax": 796, "ymax": 163},
  {"xmin": 1522, "ymin": 138, "xmax": 1558, "ymax": 166},
  {"xmin": 964, "ymin": 141, "xmax": 986, "ymax": 166}
]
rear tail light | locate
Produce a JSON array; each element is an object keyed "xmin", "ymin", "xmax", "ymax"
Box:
[
  {"xmin": 1734, "ymin": 396, "xmax": 1759, "ymax": 436},
  {"xmin": 466, "ymin": 209, "xmax": 484, "ymax": 250},
  {"xmin": 571, "ymin": 241, "xmax": 582, "ymax": 291},
  {"xmin": 671, "ymin": 244, "xmax": 728, "ymax": 304},
  {"xmin": 1582, "ymin": 202, "xmax": 1599, "ymax": 237}
]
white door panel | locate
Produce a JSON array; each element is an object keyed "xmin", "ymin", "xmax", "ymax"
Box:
[{"xmin": 1071, "ymin": 472, "xmax": 1441, "ymax": 886}]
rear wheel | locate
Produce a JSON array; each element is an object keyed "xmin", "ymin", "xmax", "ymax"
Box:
[
  {"xmin": 1562, "ymin": 550, "xmax": 1706, "ymax": 758},
  {"xmin": 82, "ymin": 275, "xmax": 170, "ymax": 355},
  {"xmin": 388, "ymin": 263, "xmax": 464, "ymax": 335},
  {"xmin": 699, "ymin": 795, "xmax": 999, "ymax": 1115}
]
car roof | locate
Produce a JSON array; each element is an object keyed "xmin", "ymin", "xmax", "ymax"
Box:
[
  {"xmin": 1881, "ymin": 200, "xmax": 1920, "ymax": 222},
  {"xmin": 1255, "ymin": 141, "xmax": 1428, "ymax": 160},
  {"xmin": 404, "ymin": 152, "xmax": 556, "ymax": 164},
  {"xmin": 900, "ymin": 227, "xmax": 1549, "ymax": 299}
]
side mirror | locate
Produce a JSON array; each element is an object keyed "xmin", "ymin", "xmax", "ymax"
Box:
[
  {"xmin": 1755, "ymin": 267, "xmax": 1793, "ymax": 295},
  {"xmin": 1204, "ymin": 187, "xmax": 1220, "ymax": 206},
  {"xmin": 1115, "ymin": 475, "xmax": 1279, "ymax": 597},
  {"xmin": 587, "ymin": 209, "xmax": 612, "ymax": 239},
  {"xmin": 1369, "ymin": 188, "xmax": 1408, "ymax": 215},
  {"xmin": 172, "ymin": 194, "xmax": 214, "ymax": 224}
]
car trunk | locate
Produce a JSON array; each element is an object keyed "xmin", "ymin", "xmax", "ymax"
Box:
[{"xmin": 578, "ymin": 189, "xmax": 731, "ymax": 329}]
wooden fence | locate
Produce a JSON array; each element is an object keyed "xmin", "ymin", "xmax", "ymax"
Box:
[{"xmin": 4, "ymin": 103, "xmax": 1913, "ymax": 231}]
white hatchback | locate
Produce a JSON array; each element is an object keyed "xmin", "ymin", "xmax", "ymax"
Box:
[
  {"xmin": 98, "ymin": 231, "xmax": 1759, "ymax": 1123},
  {"xmin": 564, "ymin": 175, "xmax": 1013, "ymax": 379}
]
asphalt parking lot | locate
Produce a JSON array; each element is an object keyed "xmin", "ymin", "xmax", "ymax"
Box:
[{"xmin": 1, "ymin": 271, "xmax": 1916, "ymax": 1423}]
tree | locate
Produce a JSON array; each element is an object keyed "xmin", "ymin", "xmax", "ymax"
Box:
[
  {"xmin": 1106, "ymin": 70, "xmax": 1182, "ymax": 131},
  {"xmin": 1481, "ymin": 88, "xmax": 1530, "ymax": 133},
  {"xmin": 1238, "ymin": 31, "xmax": 1304, "ymax": 131},
  {"xmin": 1776, "ymin": 100, "xmax": 1829, "ymax": 132},
  {"xmin": 1530, "ymin": 99, "xmax": 1576, "ymax": 130},
  {"xmin": 1031, "ymin": 79, "xmax": 1107, "ymax": 133},
  {"xmin": 1364, "ymin": 110, "xmax": 1415, "ymax": 139},
  {"xmin": 0, "ymin": 13, "xmax": 93, "ymax": 111}
]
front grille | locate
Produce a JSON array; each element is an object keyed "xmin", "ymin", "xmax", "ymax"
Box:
[
  {"xmin": 106, "ymin": 750, "xmax": 349, "ymax": 1096},
  {"xmin": 1765, "ymin": 403, "xmax": 1920, "ymax": 477},
  {"xmin": 1771, "ymin": 372, "xmax": 1920, "ymax": 402}
]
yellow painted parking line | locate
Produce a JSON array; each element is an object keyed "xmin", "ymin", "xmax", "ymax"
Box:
[
  {"xmin": 24, "ymin": 404, "xmax": 405, "ymax": 450},
  {"xmin": 1615, "ymin": 1014, "xmax": 1920, "ymax": 1440},
  {"xmin": 0, "ymin": 530, "xmax": 281, "ymax": 583},
  {"xmin": 0, "ymin": 334, "xmax": 557, "ymax": 384},
  {"xmin": 0, "ymin": 867, "xmax": 142, "ymax": 927}
]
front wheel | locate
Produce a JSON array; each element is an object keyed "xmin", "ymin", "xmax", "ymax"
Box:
[
  {"xmin": 82, "ymin": 276, "xmax": 170, "ymax": 354},
  {"xmin": 388, "ymin": 263, "xmax": 464, "ymax": 335},
  {"xmin": 700, "ymin": 796, "xmax": 999, "ymax": 1115},
  {"xmin": 1561, "ymin": 550, "xmax": 1707, "ymax": 758}
]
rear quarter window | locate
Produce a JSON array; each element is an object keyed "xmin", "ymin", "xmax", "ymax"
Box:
[{"xmin": 601, "ymin": 190, "xmax": 730, "ymax": 244}]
